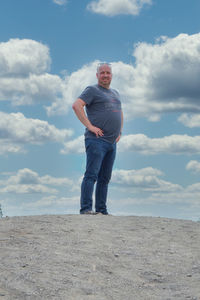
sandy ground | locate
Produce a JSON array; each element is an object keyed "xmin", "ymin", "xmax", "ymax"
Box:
[{"xmin": 0, "ymin": 214, "xmax": 200, "ymax": 300}]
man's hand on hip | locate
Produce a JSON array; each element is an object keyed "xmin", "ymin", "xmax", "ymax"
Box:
[{"xmin": 88, "ymin": 124, "xmax": 104, "ymax": 138}]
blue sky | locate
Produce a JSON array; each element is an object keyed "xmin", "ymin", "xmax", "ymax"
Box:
[{"xmin": 1, "ymin": 0, "xmax": 200, "ymax": 220}]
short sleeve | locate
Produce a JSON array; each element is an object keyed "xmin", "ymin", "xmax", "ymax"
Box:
[{"xmin": 79, "ymin": 86, "xmax": 95, "ymax": 106}]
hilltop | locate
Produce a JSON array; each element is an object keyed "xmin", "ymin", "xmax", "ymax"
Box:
[{"xmin": 0, "ymin": 214, "xmax": 200, "ymax": 299}]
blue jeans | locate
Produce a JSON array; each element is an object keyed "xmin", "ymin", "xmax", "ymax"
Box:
[{"xmin": 80, "ymin": 138, "xmax": 116, "ymax": 214}]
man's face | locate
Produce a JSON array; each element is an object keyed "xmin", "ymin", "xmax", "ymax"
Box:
[{"xmin": 96, "ymin": 64, "xmax": 112, "ymax": 89}]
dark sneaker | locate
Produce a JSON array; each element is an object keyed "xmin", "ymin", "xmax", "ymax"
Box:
[
  {"xmin": 96, "ymin": 212, "xmax": 111, "ymax": 215},
  {"xmin": 82, "ymin": 211, "xmax": 97, "ymax": 215}
]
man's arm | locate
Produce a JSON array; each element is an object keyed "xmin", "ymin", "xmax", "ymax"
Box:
[{"xmin": 72, "ymin": 98, "xmax": 104, "ymax": 137}]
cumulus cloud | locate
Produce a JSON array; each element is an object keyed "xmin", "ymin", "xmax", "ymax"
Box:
[
  {"xmin": 127, "ymin": 33, "xmax": 200, "ymax": 119},
  {"xmin": 0, "ymin": 39, "xmax": 65, "ymax": 108},
  {"xmin": 0, "ymin": 38, "xmax": 50, "ymax": 76},
  {"xmin": 1, "ymin": 183, "xmax": 57, "ymax": 194},
  {"xmin": 186, "ymin": 160, "xmax": 200, "ymax": 174},
  {"xmin": 47, "ymin": 60, "xmax": 135, "ymax": 116},
  {"xmin": 60, "ymin": 133, "xmax": 200, "ymax": 155},
  {"xmin": 2, "ymin": 33, "xmax": 200, "ymax": 121},
  {"xmin": 61, "ymin": 135, "xmax": 85, "ymax": 154},
  {"xmin": 119, "ymin": 134, "xmax": 200, "ymax": 155},
  {"xmin": 0, "ymin": 168, "xmax": 74, "ymax": 194},
  {"xmin": 0, "ymin": 73, "xmax": 64, "ymax": 106},
  {"xmin": 87, "ymin": 0, "xmax": 152, "ymax": 16},
  {"xmin": 0, "ymin": 111, "xmax": 73, "ymax": 154},
  {"xmin": 111, "ymin": 167, "xmax": 181, "ymax": 192},
  {"xmin": 178, "ymin": 113, "xmax": 200, "ymax": 128},
  {"xmin": 49, "ymin": 33, "xmax": 200, "ymax": 120},
  {"xmin": 0, "ymin": 39, "xmax": 98, "ymax": 116},
  {"xmin": 46, "ymin": 61, "xmax": 98, "ymax": 115}
]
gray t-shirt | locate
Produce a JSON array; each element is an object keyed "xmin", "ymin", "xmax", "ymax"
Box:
[{"xmin": 79, "ymin": 84, "xmax": 122, "ymax": 144}]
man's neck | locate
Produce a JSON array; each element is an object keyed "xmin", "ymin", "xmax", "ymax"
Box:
[{"xmin": 98, "ymin": 83, "xmax": 110, "ymax": 89}]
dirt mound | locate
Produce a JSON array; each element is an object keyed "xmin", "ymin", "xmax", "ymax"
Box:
[{"xmin": 0, "ymin": 215, "xmax": 200, "ymax": 299}]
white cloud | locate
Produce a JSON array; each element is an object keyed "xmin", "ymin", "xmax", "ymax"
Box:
[
  {"xmin": 40, "ymin": 175, "xmax": 73, "ymax": 186},
  {"xmin": 47, "ymin": 60, "xmax": 135, "ymax": 116},
  {"xmin": 0, "ymin": 111, "xmax": 73, "ymax": 155},
  {"xmin": 7, "ymin": 169, "xmax": 40, "ymax": 185},
  {"xmin": 61, "ymin": 135, "xmax": 85, "ymax": 154},
  {"xmin": 60, "ymin": 133, "xmax": 200, "ymax": 155},
  {"xmin": 0, "ymin": 38, "xmax": 50, "ymax": 76},
  {"xmin": 53, "ymin": 0, "xmax": 67, "ymax": 5},
  {"xmin": 109, "ymin": 167, "xmax": 200, "ymax": 220},
  {"xmin": 87, "ymin": 0, "xmax": 152, "ymax": 16},
  {"xmin": 0, "ymin": 73, "xmax": 64, "ymax": 106},
  {"xmin": 178, "ymin": 113, "xmax": 200, "ymax": 128},
  {"xmin": 1, "ymin": 184, "xmax": 57, "ymax": 194},
  {"xmin": 186, "ymin": 160, "xmax": 200, "ymax": 174},
  {"xmin": 119, "ymin": 134, "xmax": 200, "ymax": 155},
  {"xmin": 111, "ymin": 167, "xmax": 181, "ymax": 192},
  {"xmin": 0, "ymin": 39, "xmax": 65, "ymax": 109},
  {"xmin": 0, "ymin": 141, "xmax": 23, "ymax": 155},
  {"xmin": 126, "ymin": 33, "xmax": 200, "ymax": 119},
  {"xmin": 0, "ymin": 168, "xmax": 74, "ymax": 194},
  {"xmin": 2, "ymin": 34, "xmax": 200, "ymax": 121},
  {"xmin": 2, "ymin": 167, "xmax": 200, "ymax": 219},
  {"xmin": 50, "ymin": 33, "xmax": 200, "ymax": 120},
  {"xmin": 46, "ymin": 61, "xmax": 98, "ymax": 116},
  {"xmin": 187, "ymin": 182, "xmax": 200, "ymax": 192}
]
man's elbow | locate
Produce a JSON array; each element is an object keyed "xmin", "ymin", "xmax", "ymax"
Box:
[
  {"xmin": 72, "ymin": 102, "xmax": 78, "ymax": 112},
  {"xmin": 72, "ymin": 99, "xmax": 85, "ymax": 112}
]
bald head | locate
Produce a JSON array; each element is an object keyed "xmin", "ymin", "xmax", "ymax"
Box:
[
  {"xmin": 97, "ymin": 63, "xmax": 112, "ymax": 74},
  {"xmin": 96, "ymin": 63, "xmax": 112, "ymax": 89}
]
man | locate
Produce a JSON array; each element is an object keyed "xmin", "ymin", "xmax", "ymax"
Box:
[{"xmin": 72, "ymin": 63, "xmax": 123, "ymax": 215}]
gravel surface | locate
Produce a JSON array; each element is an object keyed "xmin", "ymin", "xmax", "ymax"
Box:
[{"xmin": 0, "ymin": 214, "xmax": 200, "ymax": 300}]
